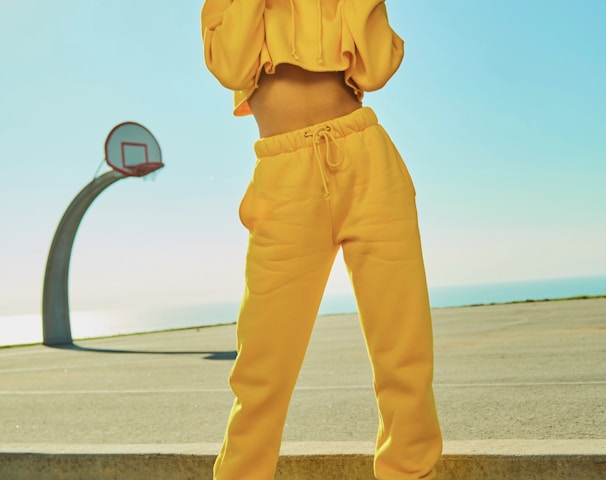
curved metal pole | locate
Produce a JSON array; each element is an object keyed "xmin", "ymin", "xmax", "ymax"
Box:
[{"xmin": 42, "ymin": 170, "xmax": 125, "ymax": 346}]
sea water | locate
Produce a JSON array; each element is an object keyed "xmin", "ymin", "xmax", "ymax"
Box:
[{"xmin": 1, "ymin": 275, "xmax": 604, "ymax": 347}]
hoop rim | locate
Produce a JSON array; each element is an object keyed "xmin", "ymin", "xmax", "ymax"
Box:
[{"xmin": 114, "ymin": 162, "xmax": 164, "ymax": 178}]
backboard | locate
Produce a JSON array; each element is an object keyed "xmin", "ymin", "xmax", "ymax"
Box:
[{"xmin": 104, "ymin": 122, "xmax": 163, "ymax": 177}]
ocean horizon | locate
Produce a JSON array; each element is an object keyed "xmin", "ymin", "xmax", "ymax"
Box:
[{"xmin": 1, "ymin": 275, "xmax": 605, "ymax": 348}]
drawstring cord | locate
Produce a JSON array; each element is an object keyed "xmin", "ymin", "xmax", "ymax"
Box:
[
  {"xmin": 316, "ymin": 0, "xmax": 323, "ymax": 64},
  {"xmin": 289, "ymin": 0, "xmax": 299, "ymax": 60},
  {"xmin": 289, "ymin": 0, "xmax": 324, "ymax": 64},
  {"xmin": 306, "ymin": 126, "xmax": 344, "ymax": 199}
]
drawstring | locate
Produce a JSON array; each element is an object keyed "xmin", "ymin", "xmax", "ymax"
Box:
[
  {"xmin": 289, "ymin": 0, "xmax": 324, "ymax": 64},
  {"xmin": 316, "ymin": 0, "xmax": 323, "ymax": 64},
  {"xmin": 289, "ymin": 0, "xmax": 299, "ymax": 60},
  {"xmin": 305, "ymin": 126, "xmax": 344, "ymax": 199}
]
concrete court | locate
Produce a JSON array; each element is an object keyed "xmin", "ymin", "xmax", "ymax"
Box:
[{"xmin": 0, "ymin": 297, "xmax": 605, "ymax": 479}]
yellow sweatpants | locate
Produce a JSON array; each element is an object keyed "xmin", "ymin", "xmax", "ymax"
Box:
[{"xmin": 213, "ymin": 107, "xmax": 442, "ymax": 480}]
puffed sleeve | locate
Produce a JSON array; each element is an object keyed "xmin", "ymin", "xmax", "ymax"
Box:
[
  {"xmin": 201, "ymin": 0, "xmax": 266, "ymax": 91},
  {"xmin": 342, "ymin": 0, "xmax": 404, "ymax": 91}
]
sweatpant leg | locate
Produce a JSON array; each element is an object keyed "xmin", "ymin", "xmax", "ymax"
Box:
[
  {"xmin": 337, "ymin": 124, "xmax": 442, "ymax": 480},
  {"xmin": 213, "ymin": 141, "xmax": 338, "ymax": 480}
]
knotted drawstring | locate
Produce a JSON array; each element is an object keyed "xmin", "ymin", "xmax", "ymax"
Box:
[{"xmin": 305, "ymin": 126, "xmax": 345, "ymax": 199}]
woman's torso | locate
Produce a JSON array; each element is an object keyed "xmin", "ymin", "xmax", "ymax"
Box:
[{"xmin": 248, "ymin": 64, "xmax": 362, "ymax": 138}]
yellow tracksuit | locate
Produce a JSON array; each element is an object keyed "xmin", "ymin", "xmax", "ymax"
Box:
[
  {"xmin": 202, "ymin": 0, "xmax": 404, "ymax": 116},
  {"xmin": 201, "ymin": 2, "xmax": 442, "ymax": 479},
  {"xmin": 214, "ymin": 108, "xmax": 441, "ymax": 480}
]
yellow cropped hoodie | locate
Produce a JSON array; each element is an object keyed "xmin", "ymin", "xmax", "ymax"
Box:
[{"xmin": 201, "ymin": 0, "xmax": 404, "ymax": 116}]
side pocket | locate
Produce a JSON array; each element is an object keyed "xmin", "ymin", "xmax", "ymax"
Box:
[
  {"xmin": 238, "ymin": 181, "xmax": 255, "ymax": 231},
  {"xmin": 378, "ymin": 125, "xmax": 417, "ymax": 196},
  {"xmin": 397, "ymin": 156, "xmax": 417, "ymax": 196}
]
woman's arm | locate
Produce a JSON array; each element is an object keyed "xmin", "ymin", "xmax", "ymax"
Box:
[
  {"xmin": 342, "ymin": 0, "xmax": 404, "ymax": 91},
  {"xmin": 201, "ymin": 0, "xmax": 265, "ymax": 90}
]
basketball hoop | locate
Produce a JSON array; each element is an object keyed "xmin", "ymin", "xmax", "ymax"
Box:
[{"xmin": 105, "ymin": 122, "xmax": 164, "ymax": 177}]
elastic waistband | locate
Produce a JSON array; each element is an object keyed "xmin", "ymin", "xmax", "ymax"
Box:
[{"xmin": 254, "ymin": 107, "xmax": 378, "ymax": 158}]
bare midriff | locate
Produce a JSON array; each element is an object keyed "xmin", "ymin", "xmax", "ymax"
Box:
[{"xmin": 248, "ymin": 64, "xmax": 362, "ymax": 138}]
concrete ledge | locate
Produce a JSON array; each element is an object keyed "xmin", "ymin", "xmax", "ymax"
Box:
[{"xmin": 1, "ymin": 441, "xmax": 605, "ymax": 480}]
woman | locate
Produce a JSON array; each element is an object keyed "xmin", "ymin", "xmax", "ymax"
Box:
[{"xmin": 201, "ymin": 1, "xmax": 442, "ymax": 479}]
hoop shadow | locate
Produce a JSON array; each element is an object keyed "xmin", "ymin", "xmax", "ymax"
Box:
[{"xmin": 49, "ymin": 344, "xmax": 237, "ymax": 361}]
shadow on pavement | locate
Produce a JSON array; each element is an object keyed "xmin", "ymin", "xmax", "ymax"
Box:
[{"xmin": 48, "ymin": 344, "xmax": 237, "ymax": 360}]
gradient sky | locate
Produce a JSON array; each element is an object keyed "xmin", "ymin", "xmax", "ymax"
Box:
[{"xmin": 1, "ymin": 0, "xmax": 605, "ymax": 316}]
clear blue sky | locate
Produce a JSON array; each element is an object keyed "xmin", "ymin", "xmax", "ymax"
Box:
[{"xmin": 1, "ymin": 0, "xmax": 605, "ymax": 316}]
